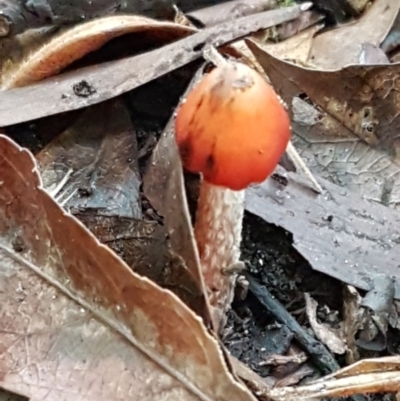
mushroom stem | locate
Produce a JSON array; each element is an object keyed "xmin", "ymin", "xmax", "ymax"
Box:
[
  {"xmin": 194, "ymin": 180, "xmax": 245, "ymax": 326},
  {"xmin": 174, "ymin": 54, "xmax": 291, "ymax": 332}
]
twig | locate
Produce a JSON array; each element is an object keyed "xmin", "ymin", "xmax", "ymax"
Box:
[
  {"xmin": 47, "ymin": 168, "xmax": 73, "ymax": 198},
  {"xmin": 243, "ymin": 271, "xmax": 340, "ymax": 374},
  {"xmin": 286, "ymin": 141, "xmax": 323, "ymax": 194}
]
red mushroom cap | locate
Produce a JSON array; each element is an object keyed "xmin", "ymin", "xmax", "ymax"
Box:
[{"xmin": 175, "ymin": 61, "xmax": 291, "ymax": 191}]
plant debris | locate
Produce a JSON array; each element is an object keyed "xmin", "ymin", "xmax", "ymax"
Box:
[{"xmin": 2, "ymin": 1, "xmax": 400, "ymax": 400}]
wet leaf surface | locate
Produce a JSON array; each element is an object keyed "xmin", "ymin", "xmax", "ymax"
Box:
[
  {"xmin": 36, "ymin": 99, "xmax": 142, "ymax": 218},
  {"xmin": 0, "ymin": 3, "xmax": 307, "ymax": 127},
  {"xmin": 309, "ymin": 0, "xmax": 400, "ymax": 69},
  {"xmin": 245, "ymin": 166, "xmax": 400, "ymax": 299},
  {"xmin": 248, "ymin": 38, "xmax": 400, "ymax": 208},
  {"xmin": 35, "ymin": 95, "xmax": 209, "ymax": 320},
  {"xmin": 2, "ymin": 1, "xmax": 400, "ymax": 399},
  {"xmin": 0, "ymin": 134, "xmax": 256, "ymax": 401},
  {"xmin": 0, "ymin": 0, "xmax": 227, "ymax": 35}
]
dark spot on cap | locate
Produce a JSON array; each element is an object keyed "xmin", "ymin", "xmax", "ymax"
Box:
[
  {"xmin": 204, "ymin": 153, "xmax": 215, "ymax": 174},
  {"xmin": 179, "ymin": 139, "xmax": 193, "ymax": 166},
  {"xmin": 188, "ymin": 96, "xmax": 205, "ymax": 128}
]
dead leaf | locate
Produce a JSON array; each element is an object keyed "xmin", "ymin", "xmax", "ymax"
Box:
[
  {"xmin": 1, "ymin": 15, "xmax": 195, "ymax": 89},
  {"xmin": 247, "ymin": 39, "xmax": 400, "ymax": 207},
  {"xmin": 269, "ymin": 356, "xmax": 400, "ymax": 399},
  {"xmin": 274, "ymin": 363, "xmax": 314, "ymax": 388},
  {"xmin": 357, "ymin": 275, "xmax": 395, "ymax": 352},
  {"xmin": 143, "ymin": 66, "xmax": 210, "ymax": 316},
  {"xmin": 0, "ymin": 3, "xmax": 308, "ymax": 127},
  {"xmin": 35, "ymin": 97, "xmax": 210, "ymax": 321},
  {"xmin": 261, "ymin": 9, "xmax": 323, "ymax": 43},
  {"xmin": 77, "ymin": 211, "xmax": 210, "ymax": 320},
  {"xmin": 343, "ymin": 285, "xmax": 363, "ymax": 364},
  {"xmin": 36, "ymin": 99, "xmax": 142, "ymax": 218},
  {"xmin": 259, "ymin": 24, "xmax": 322, "ymax": 65},
  {"xmin": 187, "ymin": 0, "xmax": 275, "ymax": 27},
  {"xmin": 0, "ymin": 134, "xmax": 257, "ymax": 401},
  {"xmin": 245, "ymin": 165, "xmax": 400, "ymax": 300},
  {"xmin": 305, "ymin": 293, "xmax": 346, "ymax": 355},
  {"xmin": 309, "ymin": 0, "xmax": 400, "ymax": 69},
  {"xmin": 0, "ymin": 0, "xmax": 199, "ymax": 37}
]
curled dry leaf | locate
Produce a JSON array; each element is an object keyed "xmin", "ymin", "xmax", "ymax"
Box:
[
  {"xmin": 1, "ymin": 15, "xmax": 195, "ymax": 89},
  {"xmin": 0, "ymin": 135, "xmax": 256, "ymax": 401},
  {"xmin": 247, "ymin": 39, "xmax": 400, "ymax": 207},
  {"xmin": 0, "ymin": 0, "xmax": 187, "ymax": 36},
  {"xmin": 0, "ymin": 4, "xmax": 308, "ymax": 126},
  {"xmin": 269, "ymin": 356, "xmax": 400, "ymax": 400},
  {"xmin": 304, "ymin": 293, "xmax": 346, "ymax": 355},
  {"xmin": 143, "ymin": 66, "xmax": 212, "ymax": 325}
]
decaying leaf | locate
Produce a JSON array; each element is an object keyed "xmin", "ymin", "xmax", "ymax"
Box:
[
  {"xmin": 1, "ymin": 15, "xmax": 195, "ymax": 89},
  {"xmin": 0, "ymin": 0, "xmax": 193, "ymax": 36},
  {"xmin": 357, "ymin": 275, "xmax": 395, "ymax": 352},
  {"xmin": 0, "ymin": 3, "xmax": 308, "ymax": 127},
  {"xmin": 247, "ymin": 39, "xmax": 400, "ymax": 207},
  {"xmin": 35, "ymin": 96, "xmax": 210, "ymax": 323},
  {"xmin": 259, "ymin": 24, "xmax": 322, "ymax": 65},
  {"xmin": 245, "ymin": 166, "xmax": 400, "ymax": 299},
  {"xmin": 143, "ymin": 66, "xmax": 210, "ymax": 318},
  {"xmin": 309, "ymin": 0, "xmax": 400, "ymax": 69},
  {"xmin": 186, "ymin": 0, "xmax": 275, "ymax": 27},
  {"xmin": 0, "ymin": 134, "xmax": 257, "ymax": 401},
  {"xmin": 269, "ymin": 356, "xmax": 400, "ymax": 400},
  {"xmin": 37, "ymin": 99, "xmax": 142, "ymax": 218},
  {"xmin": 305, "ymin": 293, "xmax": 346, "ymax": 355}
]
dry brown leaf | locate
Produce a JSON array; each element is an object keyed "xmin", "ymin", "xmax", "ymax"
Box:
[
  {"xmin": 143, "ymin": 66, "xmax": 210, "ymax": 318},
  {"xmin": 305, "ymin": 293, "xmax": 346, "ymax": 355},
  {"xmin": 269, "ymin": 356, "xmax": 400, "ymax": 400},
  {"xmin": 34, "ymin": 97, "xmax": 210, "ymax": 319},
  {"xmin": 0, "ymin": 134, "xmax": 256, "ymax": 401},
  {"xmin": 187, "ymin": 0, "xmax": 276, "ymax": 27},
  {"xmin": 0, "ymin": 4, "xmax": 308, "ymax": 127},
  {"xmin": 0, "ymin": 0, "xmax": 185, "ymax": 36},
  {"xmin": 343, "ymin": 285, "xmax": 363, "ymax": 364},
  {"xmin": 247, "ymin": 38, "xmax": 400, "ymax": 207},
  {"xmin": 36, "ymin": 99, "xmax": 142, "ymax": 218},
  {"xmin": 259, "ymin": 24, "xmax": 322, "ymax": 65},
  {"xmin": 309, "ymin": 0, "xmax": 400, "ymax": 69},
  {"xmin": 1, "ymin": 15, "xmax": 195, "ymax": 89}
]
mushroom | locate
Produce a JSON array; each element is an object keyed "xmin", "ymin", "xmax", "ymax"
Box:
[{"xmin": 174, "ymin": 60, "xmax": 291, "ymax": 329}]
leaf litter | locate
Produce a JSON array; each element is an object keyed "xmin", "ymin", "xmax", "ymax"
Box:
[
  {"xmin": 0, "ymin": 4, "xmax": 306, "ymax": 126},
  {"xmin": 1, "ymin": 1, "xmax": 400, "ymax": 400},
  {"xmin": 0, "ymin": 134, "xmax": 255, "ymax": 401}
]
